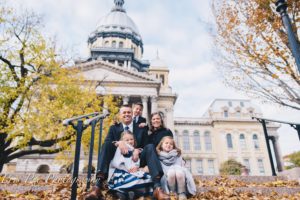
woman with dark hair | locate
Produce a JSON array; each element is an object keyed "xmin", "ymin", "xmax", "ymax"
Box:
[{"xmin": 149, "ymin": 112, "xmax": 173, "ymax": 148}]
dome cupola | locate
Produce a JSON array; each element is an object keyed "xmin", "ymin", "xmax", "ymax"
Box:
[{"xmin": 88, "ymin": 0, "xmax": 149, "ymax": 71}]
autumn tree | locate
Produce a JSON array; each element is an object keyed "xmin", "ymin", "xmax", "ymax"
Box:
[
  {"xmin": 0, "ymin": 3, "xmax": 118, "ymax": 172},
  {"xmin": 212, "ymin": 0, "xmax": 300, "ymax": 110},
  {"xmin": 285, "ymin": 151, "xmax": 300, "ymax": 169}
]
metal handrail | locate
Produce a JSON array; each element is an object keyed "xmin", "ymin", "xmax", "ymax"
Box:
[
  {"xmin": 252, "ymin": 116, "xmax": 300, "ymax": 176},
  {"xmin": 62, "ymin": 111, "xmax": 109, "ymax": 200},
  {"xmin": 252, "ymin": 117, "xmax": 300, "ymax": 126},
  {"xmin": 62, "ymin": 112, "xmax": 99, "ymax": 126},
  {"xmin": 84, "ymin": 111, "xmax": 109, "ymax": 125}
]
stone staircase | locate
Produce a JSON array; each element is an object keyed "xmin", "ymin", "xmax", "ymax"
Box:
[
  {"xmin": 1, "ymin": 174, "xmax": 300, "ymax": 199},
  {"xmin": 193, "ymin": 175, "xmax": 300, "ymax": 199}
]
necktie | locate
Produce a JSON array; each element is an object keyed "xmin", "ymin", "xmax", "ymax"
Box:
[
  {"xmin": 134, "ymin": 116, "xmax": 137, "ymax": 123},
  {"xmin": 125, "ymin": 126, "xmax": 129, "ymax": 131}
]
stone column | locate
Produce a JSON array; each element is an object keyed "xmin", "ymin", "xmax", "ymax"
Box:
[
  {"xmin": 141, "ymin": 96, "xmax": 148, "ymax": 122},
  {"xmin": 128, "ymin": 60, "xmax": 131, "ymax": 69},
  {"xmin": 151, "ymin": 96, "xmax": 158, "ymax": 113},
  {"xmin": 165, "ymin": 107, "xmax": 174, "ymax": 132},
  {"xmin": 271, "ymin": 136, "xmax": 284, "ymax": 172},
  {"xmin": 122, "ymin": 95, "xmax": 129, "ymax": 105}
]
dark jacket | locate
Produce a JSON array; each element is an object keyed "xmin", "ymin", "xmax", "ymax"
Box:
[
  {"xmin": 133, "ymin": 116, "xmax": 146, "ymax": 124},
  {"xmin": 104, "ymin": 122, "xmax": 149, "ymax": 149},
  {"xmin": 149, "ymin": 127, "xmax": 173, "ymax": 148}
]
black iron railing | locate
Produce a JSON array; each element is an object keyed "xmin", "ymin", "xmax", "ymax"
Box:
[
  {"xmin": 63, "ymin": 111, "xmax": 109, "ymax": 200},
  {"xmin": 252, "ymin": 116, "xmax": 300, "ymax": 176}
]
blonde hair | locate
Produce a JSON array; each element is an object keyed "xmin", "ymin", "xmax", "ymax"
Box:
[
  {"xmin": 120, "ymin": 130, "xmax": 137, "ymax": 147},
  {"xmin": 156, "ymin": 136, "xmax": 181, "ymax": 155}
]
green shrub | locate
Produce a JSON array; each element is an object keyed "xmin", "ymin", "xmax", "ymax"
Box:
[{"xmin": 220, "ymin": 159, "xmax": 244, "ymax": 175}]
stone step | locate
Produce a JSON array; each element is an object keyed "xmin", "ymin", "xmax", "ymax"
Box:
[
  {"xmin": 1, "ymin": 174, "xmax": 300, "ymax": 197},
  {"xmin": 0, "ymin": 173, "xmax": 290, "ymax": 183},
  {"xmin": 194, "ymin": 175, "xmax": 300, "ymax": 195},
  {"xmin": 195, "ymin": 175, "xmax": 289, "ymax": 183},
  {"xmin": 197, "ymin": 186, "xmax": 300, "ymax": 195}
]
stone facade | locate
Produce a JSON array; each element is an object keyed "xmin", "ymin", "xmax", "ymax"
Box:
[{"xmin": 174, "ymin": 99, "xmax": 282, "ymax": 176}]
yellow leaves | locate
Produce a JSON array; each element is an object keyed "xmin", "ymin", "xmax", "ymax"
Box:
[
  {"xmin": 193, "ymin": 176, "xmax": 300, "ymax": 199},
  {"xmin": 271, "ymin": 73, "xmax": 279, "ymax": 79},
  {"xmin": 212, "ymin": 0, "xmax": 300, "ymax": 110},
  {"xmin": 247, "ymin": 35, "xmax": 254, "ymax": 44},
  {"xmin": 1, "ymin": 175, "xmax": 300, "ymax": 199}
]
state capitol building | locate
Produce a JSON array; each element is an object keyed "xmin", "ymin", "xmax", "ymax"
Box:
[{"xmin": 3, "ymin": 0, "xmax": 283, "ymax": 176}]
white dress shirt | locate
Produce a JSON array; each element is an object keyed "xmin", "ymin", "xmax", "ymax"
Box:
[{"xmin": 122, "ymin": 122, "xmax": 133, "ymax": 132}]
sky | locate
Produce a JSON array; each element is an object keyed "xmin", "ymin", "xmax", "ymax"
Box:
[{"xmin": 8, "ymin": 0, "xmax": 300, "ymax": 156}]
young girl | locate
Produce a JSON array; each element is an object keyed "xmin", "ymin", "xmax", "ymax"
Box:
[
  {"xmin": 156, "ymin": 136, "xmax": 196, "ymax": 200},
  {"xmin": 108, "ymin": 131, "xmax": 152, "ymax": 199}
]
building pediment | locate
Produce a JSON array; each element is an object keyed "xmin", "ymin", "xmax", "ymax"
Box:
[{"xmin": 73, "ymin": 60, "xmax": 159, "ymax": 84}]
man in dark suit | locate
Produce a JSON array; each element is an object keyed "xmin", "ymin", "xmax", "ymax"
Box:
[{"xmin": 85, "ymin": 104, "xmax": 170, "ymax": 200}]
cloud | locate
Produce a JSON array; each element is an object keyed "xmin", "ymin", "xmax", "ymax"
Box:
[{"xmin": 8, "ymin": 0, "xmax": 300, "ymax": 156}]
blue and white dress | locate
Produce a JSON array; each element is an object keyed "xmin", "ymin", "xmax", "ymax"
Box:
[{"xmin": 108, "ymin": 145, "xmax": 153, "ymax": 195}]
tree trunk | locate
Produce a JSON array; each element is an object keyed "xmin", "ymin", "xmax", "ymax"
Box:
[{"xmin": 0, "ymin": 161, "xmax": 4, "ymax": 173}]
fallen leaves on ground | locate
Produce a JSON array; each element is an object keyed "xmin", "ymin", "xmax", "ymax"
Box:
[{"xmin": 0, "ymin": 175, "xmax": 300, "ymax": 199}]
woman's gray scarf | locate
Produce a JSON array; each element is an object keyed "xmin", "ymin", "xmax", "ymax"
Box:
[{"xmin": 158, "ymin": 149, "xmax": 179, "ymax": 166}]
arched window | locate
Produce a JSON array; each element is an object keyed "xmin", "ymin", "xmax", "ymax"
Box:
[
  {"xmin": 224, "ymin": 110, "xmax": 228, "ymax": 118},
  {"xmin": 204, "ymin": 131, "xmax": 212, "ymax": 151},
  {"xmin": 207, "ymin": 159, "xmax": 215, "ymax": 175},
  {"xmin": 104, "ymin": 41, "xmax": 109, "ymax": 47},
  {"xmin": 112, "ymin": 41, "xmax": 117, "ymax": 48},
  {"xmin": 243, "ymin": 159, "xmax": 251, "ymax": 175},
  {"xmin": 193, "ymin": 131, "xmax": 201, "ymax": 151},
  {"xmin": 257, "ymin": 159, "xmax": 265, "ymax": 174},
  {"xmin": 236, "ymin": 110, "xmax": 241, "ymax": 117},
  {"xmin": 240, "ymin": 134, "xmax": 247, "ymax": 150},
  {"xmin": 253, "ymin": 134, "xmax": 259, "ymax": 149},
  {"xmin": 226, "ymin": 133, "xmax": 233, "ymax": 149},
  {"xmin": 159, "ymin": 74, "xmax": 165, "ymax": 85},
  {"xmin": 196, "ymin": 159, "xmax": 203, "ymax": 175},
  {"xmin": 182, "ymin": 130, "xmax": 190, "ymax": 151},
  {"xmin": 119, "ymin": 41, "xmax": 124, "ymax": 48}
]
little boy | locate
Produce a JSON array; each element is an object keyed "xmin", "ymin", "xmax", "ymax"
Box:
[{"xmin": 132, "ymin": 102, "xmax": 147, "ymax": 128}]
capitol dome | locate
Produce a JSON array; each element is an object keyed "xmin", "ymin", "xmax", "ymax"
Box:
[
  {"xmin": 95, "ymin": 8, "xmax": 141, "ymax": 40},
  {"xmin": 88, "ymin": 0, "xmax": 142, "ymax": 45},
  {"xmin": 87, "ymin": 0, "xmax": 149, "ymax": 72}
]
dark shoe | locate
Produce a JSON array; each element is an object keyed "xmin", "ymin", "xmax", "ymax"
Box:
[
  {"xmin": 84, "ymin": 186, "xmax": 104, "ymax": 200},
  {"xmin": 95, "ymin": 171, "xmax": 107, "ymax": 189},
  {"xmin": 153, "ymin": 187, "xmax": 170, "ymax": 200},
  {"xmin": 95, "ymin": 172, "xmax": 105, "ymax": 182}
]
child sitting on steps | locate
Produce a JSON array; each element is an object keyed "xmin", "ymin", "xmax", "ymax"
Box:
[
  {"xmin": 156, "ymin": 136, "xmax": 196, "ymax": 200},
  {"xmin": 108, "ymin": 130, "xmax": 152, "ymax": 200}
]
